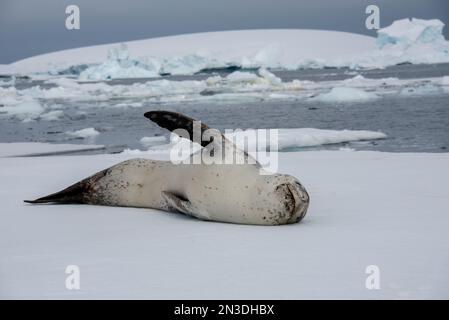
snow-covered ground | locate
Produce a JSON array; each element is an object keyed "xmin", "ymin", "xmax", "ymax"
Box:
[
  {"xmin": 2, "ymin": 18, "xmax": 449, "ymax": 79},
  {"xmin": 0, "ymin": 144, "xmax": 448, "ymax": 299}
]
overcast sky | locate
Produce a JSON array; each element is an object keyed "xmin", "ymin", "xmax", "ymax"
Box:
[{"xmin": 0, "ymin": 0, "xmax": 448, "ymax": 64}]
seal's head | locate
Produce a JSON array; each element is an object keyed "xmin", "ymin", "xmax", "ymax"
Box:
[{"xmin": 259, "ymin": 174, "xmax": 310, "ymax": 225}]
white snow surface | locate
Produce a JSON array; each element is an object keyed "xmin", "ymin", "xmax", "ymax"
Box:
[{"xmin": 0, "ymin": 147, "xmax": 448, "ymax": 299}]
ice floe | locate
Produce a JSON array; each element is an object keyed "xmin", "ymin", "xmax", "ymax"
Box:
[
  {"xmin": 0, "ymin": 99, "xmax": 45, "ymax": 122},
  {"xmin": 311, "ymin": 87, "xmax": 379, "ymax": 103},
  {"xmin": 66, "ymin": 128, "xmax": 100, "ymax": 141},
  {"xmin": 139, "ymin": 136, "xmax": 168, "ymax": 148},
  {"xmin": 124, "ymin": 128, "xmax": 387, "ymax": 155}
]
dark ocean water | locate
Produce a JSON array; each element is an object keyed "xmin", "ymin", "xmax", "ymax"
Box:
[{"xmin": 1, "ymin": 63, "xmax": 449, "ymax": 154}]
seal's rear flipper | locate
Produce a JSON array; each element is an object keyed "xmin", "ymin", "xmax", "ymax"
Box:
[
  {"xmin": 161, "ymin": 191, "xmax": 210, "ymax": 221},
  {"xmin": 24, "ymin": 182, "xmax": 87, "ymax": 204},
  {"xmin": 24, "ymin": 168, "xmax": 109, "ymax": 204}
]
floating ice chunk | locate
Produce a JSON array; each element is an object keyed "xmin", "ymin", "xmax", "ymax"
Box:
[
  {"xmin": 66, "ymin": 128, "xmax": 100, "ymax": 141},
  {"xmin": 140, "ymin": 136, "xmax": 167, "ymax": 148},
  {"xmin": 128, "ymin": 127, "xmax": 387, "ymax": 155},
  {"xmin": 441, "ymin": 76, "xmax": 449, "ymax": 85},
  {"xmin": 0, "ymin": 99, "xmax": 45, "ymax": 122},
  {"xmin": 342, "ymin": 75, "xmax": 401, "ymax": 87},
  {"xmin": 225, "ymin": 71, "xmax": 260, "ymax": 83},
  {"xmin": 312, "ymin": 87, "xmax": 379, "ymax": 103},
  {"xmin": 258, "ymin": 68, "xmax": 282, "ymax": 85},
  {"xmin": 399, "ymin": 83, "xmax": 441, "ymax": 96},
  {"xmin": 339, "ymin": 147, "xmax": 355, "ymax": 152},
  {"xmin": 39, "ymin": 110, "xmax": 64, "ymax": 121},
  {"xmin": 226, "ymin": 128, "xmax": 387, "ymax": 151}
]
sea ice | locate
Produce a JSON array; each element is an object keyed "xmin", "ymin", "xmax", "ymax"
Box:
[
  {"xmin": 311, "ymin": 87, "xmax": 379, "ymax": 103},
  {"xmin": 0, "ymin": 148, "xmax": 448, "ymax": 299},
  {"xmin": 66, "ymin": 128, "xmax": 100, "ymax": 141}
]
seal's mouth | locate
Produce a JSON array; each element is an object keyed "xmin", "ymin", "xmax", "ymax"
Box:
[{"xmin": 285, "ymin": 182, "xmax": 310, "ymax": 224}]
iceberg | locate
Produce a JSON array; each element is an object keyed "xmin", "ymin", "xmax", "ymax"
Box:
[
  {"xmin": 4, "ymin": 19, "xmax": 449, "ymax": 78},
  {"xmin": 358, "ymin": 18, "xmax": 449, "ymax": 68},
  {"xmin": 377, "ymin": 18, "xmax": 446, "ymax": 47},
  {"xmin": 79, "ymin": 44, "xmax": 161, "ymax": 80}
]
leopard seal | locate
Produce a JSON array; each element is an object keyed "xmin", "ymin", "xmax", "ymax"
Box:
[{"xmin": 25, "ymin": 111, "xmax": 310, "ymax": 225}]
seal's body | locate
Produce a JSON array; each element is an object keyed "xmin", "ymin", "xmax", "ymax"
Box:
[{"xmin": 25, "ymin": 111, "xmax": 310, "ymax": 225}]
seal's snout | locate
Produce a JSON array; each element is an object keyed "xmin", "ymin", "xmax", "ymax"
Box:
[
  {"xmin": 290, "ymin": 181, "xmax": 310, "ymax": 223},
  {"xmin": 277, "ymin": 181, "xmax": 309, "ymax": 224}
]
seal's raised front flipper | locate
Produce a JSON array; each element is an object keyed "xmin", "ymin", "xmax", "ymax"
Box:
[
  {"xmin": 144, "ymin": 111, "xmax": 213, "ymax": 147},
  {"xmin": 24, "ymin": 168, "xmax": 109, "ymax": 204},
  {"xmin": 144, "ymin": 110, "xmax": 259, "ymax": 166}
]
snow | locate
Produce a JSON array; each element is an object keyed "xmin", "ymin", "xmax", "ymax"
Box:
[
  {"xmin": 0, "ymin": 142, "xmax": 105, "ymax": 157},
  {"xmin": 0, "ymin": 146, "xmax": 448, "ymax": 299},
  {"xmin": 312, "ymin": 87, "xmax": 379, "ymax": 103},
  {"xmin": 399, "ymin": 83, "xmax": 441, "ymax": 96}
]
